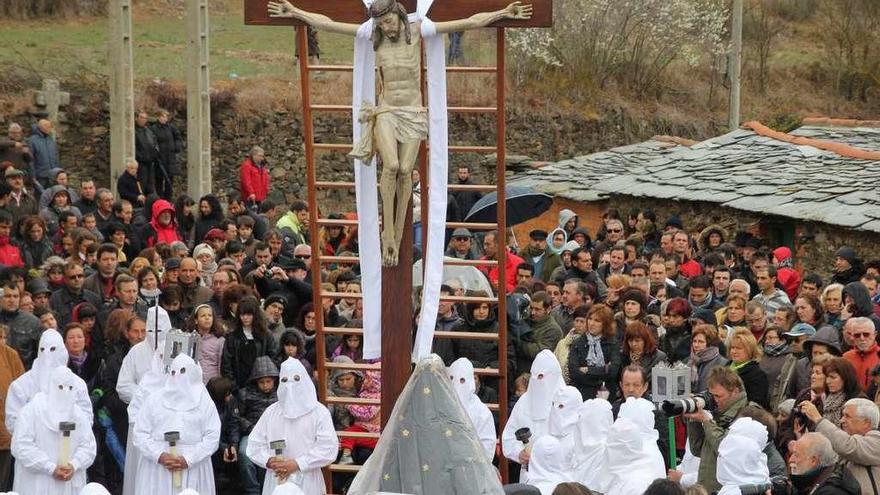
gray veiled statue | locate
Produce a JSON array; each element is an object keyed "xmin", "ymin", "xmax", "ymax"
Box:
[{"xmin": 347, "ymin": 354, "xmax": 504, "ymax": 495}]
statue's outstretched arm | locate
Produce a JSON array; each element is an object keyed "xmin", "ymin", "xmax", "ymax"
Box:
[
  {"xmin": 268, "ymin": 0, "xmax": 360, "ymax": 36},
  {"xmin": 431, "ymin": 1, "xmax": 533, "ymax": 34}
]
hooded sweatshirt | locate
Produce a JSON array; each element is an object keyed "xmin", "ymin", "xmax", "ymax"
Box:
[
  {"xmin": 237, "ymin": 355, "xmax": 279, "ymax": 435},
  {"xmin": 146, "ymin": 199, "xmax": 181, "ymax": 247},
  {"xmin": 773, "ymin": 247, "xmax": 801, "ymax": 300}
]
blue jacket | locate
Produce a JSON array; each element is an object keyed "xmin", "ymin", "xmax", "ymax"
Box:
[{"xmin": 28, "ymin": 124, "xmax": 60, "ymax": 179}]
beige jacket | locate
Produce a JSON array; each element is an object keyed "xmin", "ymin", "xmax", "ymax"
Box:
[{"xmin": 815, "ymin": 418, "xmax": 880, "ymax": 495}]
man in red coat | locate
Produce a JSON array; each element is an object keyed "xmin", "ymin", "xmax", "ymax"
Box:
[
  {"xmin": 240, "ymin": 145, "xmax": 270, "ymax": 206},
  {"xmin": 0, "ymin": 211, "xmax": 23, "ymax": 268},
  {"xmin": 478, "ymin": 230, "xmax": 523, "ymax": 294}
]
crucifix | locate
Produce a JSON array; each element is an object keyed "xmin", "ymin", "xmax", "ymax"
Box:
[
  {"xmin": 268, "ymin": 0, "xmax": 532, "ymax": 266},
  {"xmin": 34, "ymin": 79, "xmax": 70, "ymax": 140}
]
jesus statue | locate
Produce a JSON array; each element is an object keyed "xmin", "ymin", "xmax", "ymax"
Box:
[{"xmin": 268, "ymin": 0, "xmax": 532, "ymax": 266}]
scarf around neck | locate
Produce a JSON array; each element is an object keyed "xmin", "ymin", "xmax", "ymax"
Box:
[
  {"xmin": 690, "ymin": 347, "xmax": 720, "ymax": 384},
  {"xmin": 763, "ymin": 342, "xmax": 790, "ymax": 357},
  {"xmin": 585, "ymin": 334, "xmax": 605, "ymax": 366}
]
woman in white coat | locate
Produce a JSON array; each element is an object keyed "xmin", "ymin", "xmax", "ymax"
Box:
[
  {"xmin": 246, "ymin": 358, "xmax": 337, "ymax": 495},
  {"xmin": 133, "ymin": 354, "xmax": 220, "ymax": 495},
  {"xmin": 11, "ymin": 367, "xmax": 96, "ymax": 495},
  {"xmin": 448, "ymin": 357, "xmax": 496, "ymax": 461}
]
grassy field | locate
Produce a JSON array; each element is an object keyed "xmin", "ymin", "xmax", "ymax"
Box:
[{"xmin": 0, "ymin": 4, "xmax": 498, "ymax": 83}]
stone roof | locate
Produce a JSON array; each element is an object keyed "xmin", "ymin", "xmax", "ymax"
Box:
[{"xmin": 512, "ymin": 121, "xmax": 880, "ymax": 233}]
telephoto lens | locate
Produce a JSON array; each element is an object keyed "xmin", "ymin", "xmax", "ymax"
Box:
[{"xmin": 661, "ymin": 394, "xmax": 709, "ymax": 416}]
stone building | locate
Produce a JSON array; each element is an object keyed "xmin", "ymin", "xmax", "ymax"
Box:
[{"xmin": 510, "ymin": 118, "xmax": 880, "ymax": 277}]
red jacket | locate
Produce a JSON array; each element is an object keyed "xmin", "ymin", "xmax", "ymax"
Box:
[
  {"xmin": 843, "ymin": 344, "xmax": 880, "ymax": 392},
  {"xmin": 240, "ymin": 157, "xmax": 269, "ymax": 203},
  {"xmin": 0, "ymin": 237, "xmax": 23, "ymax": 268},
  {"xmin": 146, "ymin": 199, "xmax": 182, "ymax": 247},
  {"xmin": 679, "ymin": 258, "xmax": 702, "ymax": 279},
  {"xmin": 479, "ymin": 251, "xmax": 524, "ymax": 294},
  {"xmin": 772, "ymin": 246, "xmax": 801, "ymax": 300}
]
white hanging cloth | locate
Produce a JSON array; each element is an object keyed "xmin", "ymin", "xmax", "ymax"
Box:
[{"xmin": 351, "ymin": 0, "xmax": 448, "ymax": 361}]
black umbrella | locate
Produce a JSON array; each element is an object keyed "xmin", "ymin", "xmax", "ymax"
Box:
[{"xmin": 464, "ymin": 185, "xmax": 553, "ymax": 226}]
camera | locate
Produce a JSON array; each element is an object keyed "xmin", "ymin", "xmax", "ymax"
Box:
[{"xmin": 661, "ymin": 391, "xmax": 715, "ymax": 416}]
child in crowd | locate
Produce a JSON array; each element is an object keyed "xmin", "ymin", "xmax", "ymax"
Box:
[
  {"xmin": 278, "ymin": 329, "xmax": 313, "ymax": 378},
  {"xmin": 326, "ymin": 355, "xmax": 363, "ymax": 430},
  {"xmin": 206, "ymin": 376, "xmax": 241, "ymax": 493},
  {"xmin": 72, "ymin": 302, "xmax": 99, "ymax": 350},
  {"xmin": 189, "ymin": 303, "xmax": 226, "ymax": 383},
  {"xmin": 338, "ymin": 369, "xmax": 381, "ymax": 465},
  {"xmin": 236, "ymin": 356, "xmax": 279, "ymax": 495},
  {"xmin": 508, "ymin": 372, "xmax": 530, "ymax": 415},
  {"xmin": 35, "ymin": 307, "xmax": 58, "ymax": 330},
  {"xmin": 82, "ymin": 212, "xmax": 104, "ymax": 242},
  {"xmin": 158, "ymin": 284, "xmax": 186, "ymax": 328},
  {"xmin": 331, "ymin": 333, "xmax": 363, "ymax": 362}
]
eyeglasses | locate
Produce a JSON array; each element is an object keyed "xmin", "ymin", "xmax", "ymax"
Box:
[
  {"xmin": 67, "ymin": 274, "xmax": 85, "ymax": 280},
  {"xmin": 852, "ymin": 332, "xmax": 873, "ymax": 339},
  {"xmin": 295, "ymin": 255, "xmax": 311, "ymax": 259},
  {"xmin": 608, "ymin": 228, "xmax": 622, "ymax": 233}
]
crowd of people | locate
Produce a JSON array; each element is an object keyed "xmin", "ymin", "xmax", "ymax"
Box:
[{"xmin": 0, "ymin": 112, "xmax": 879, "ymax": 495}]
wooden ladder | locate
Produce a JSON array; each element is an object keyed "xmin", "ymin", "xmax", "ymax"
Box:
[{"xmin": 294, "ymin": 26, "xmax": 511, "ymax": 489}]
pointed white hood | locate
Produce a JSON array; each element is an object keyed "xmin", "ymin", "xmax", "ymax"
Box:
[
  {"xmin": 447, "ymin": 357, "xmax": 484, "ymax": 419},
  {"xmin": 547, "ymin": 386, "xmax": 582, "ymax": 437},
  {"xmin": 161, "ymin": 354, "xmax": 204, "ymax": 412},
  {"xmin": 145, "ymin": 305, "xmax": 172, "ymax": 351},
  {"xmin": 521, "ymin": 350, "xmax": 565, "ymax": 421},
  {"xmin": 44, "ymin": 366, "xmax": 78, "ymax": 431},
  {"xmin": 278, "ymin": 357, "xmax": 318, "ymax": 419},
  {"xmin": 527, "ymin": 435, "xmax": 569, "ymax": 495},
  {"xmin": 716, "ymin": 431, "xmax": 769, "ymax": 495},
  {"xmin": 80, "ymin": 483, "xmax": 112, "ymax": 495},
  {"xmin": 32, "ymin": 329, "xmax": 69, "ymax": 393},
  {"xmin": 574, "ymin": 398, "xmax": 612, "ymax": 488}
]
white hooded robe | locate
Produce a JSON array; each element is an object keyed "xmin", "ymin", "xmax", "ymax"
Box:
[
  {"xmin": 132, "ymin": 354, "xmax": 219, "ymax": 495},
  {"xmin": 246, "ymin": 358, "xmax": 337, "ymax": 495},
  {"xmin": 11, "ymin": 367, "xmax": 96, "ymax": 495},
  {"xmin": 571, "ymin": 398, "xmax": 612, "ymax": 490},
  {"xmin": 502, "ymin": 350, "xmax": 565, "ymax": 482},
  {"xmin": 716, "ymin": 419, "xmax": 770, "ymax": 495},
  {"xmin": 123, "ymin": 345, "xmax": 168, "ymax": 495},
  {"xmin": 448, "ymin": 358, "xmax": 496, "ymax": 461},
  {"xmin": 6, "ymin": 329, "xmax": 92, "ymax": 434},
  {"xmin": 525, "ymin": 436, "xmax": 569, "ymax": 495},
  {"xmin": 603, "ymin": 417, "xmax": 665, "ymax": 495},
  {"xmin": 117, "ymin": 306, "xmax": 172, "ymax": 404}
]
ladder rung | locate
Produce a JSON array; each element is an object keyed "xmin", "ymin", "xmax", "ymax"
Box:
[
  {"xmin": 446, "ymin": 222, "xmax": 498, "ymax": 230},
  {"xmin": 335, "ymin": 430, "xmax": 380, "ymax": 439},
  {"xmin": 474, "ymin": 367, "xmax": 500, "ymax": 376},
  {"xmin": 311, "ymin": 104, "xmax": 350, "ymax": 112},
  {"xmin": 308, "ymin": 64, "xmax": 354, "ymax": 72},
  {"xmin": 449, "ymin": 106, "xmax": 497, "ymax": 113},
  {"xmin": 317, "ymin": 219, "xmax": 360, "ymax": 227},
  {"xmin": 325, "ymin": 396, "xmax": 381, "ymax": 405},
  {"xmin": 328, "ymin": 464, "xmax": 362, "ymax": 473},
  {"xmin": 440, "ymin": 295, "xmax": 497, "ymax": 304},
  {"xmin": 424, "ymin": 66, "xmax": 499, "ymax": 73},
  {"xmin": 315, "ymin": 181, "xmax": 355, "ymax": 189},
  {"xmin": 447, "ymin": 184, "xmax": 497, "ymax": 192},
  {"xmin": 313, "ymin": 143, "xmax": 351, "ymax": 152},
  {"xmin": 433, "ymin": 331, "xmax": 499, "ymax": 340},
  {"xmin": 444, "ymin": 259, "xmax": 497, "ymax": 267},
  {"xmin": 321, "ymin": 291, "xmax": 362, "ymax": 299},
  {"xmin": 324, "ymin": 361, "xmax": 379, "ymax": 371},
  {"xmin": 320, "ymin": 255, "xmax": 360, "ymax": 264},
  {"xmin": 323, "ymin": 327, "xmax": 363, "ymax": 335}
]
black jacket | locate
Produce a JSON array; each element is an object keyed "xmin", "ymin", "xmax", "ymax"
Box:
[
  {"xmin": 736, "ymin": 360, "xmax": 770, "ymax": 410},
  {"xmin": 659, "ymin": 323, "xmax": 692, "ymax": 364},
  {"xmin": 220, "ymin": 328, "xmax": 279, "ymax": 390},
  {"xmin": 68, "ymin": 352, "xmax": 101, "ymax": 390},
  {"xmin": 134, "ymin": 125, "xmax": 160, "ymax": 167},
  {"xmin": 149, "ymin": 121, "xmax": 183, "ymax": 176},
  {"xmin": 449, "ymin": 311, "xmax": 517, "ymax": 386},
  {"xmin": 96, "ymin": 339, "xmax": 132, "ymax": 445},
  {"xmin": 451, "ymin": 177, "xmax": 482, "ymax": 221},
  {"xmin": 49, "ymin": 286, "xmax": 102, "ymax": 328},
  {"xmin": 567, "ymin": 334, "xmax": 621, "ymax": 401},
  {"xmin": 254, "ymin": 275, "xmax": 313, "ymax": 327},
  {"xmin": 789, "ymin": 462, "xmax": 861, "ymax": 495},
  {"xmin": 116, "ymin": 172, "xmax": 149, "ymax": 206}
]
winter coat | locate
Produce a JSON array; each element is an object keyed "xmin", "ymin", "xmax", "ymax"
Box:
[
  {"xmin": 693, "ymin": 351, "xmax": 729, "ymax": 393},
  {"xmin": 140, "ymin": 199, "xmax": 181, "ymax": 249},
  {"xmin": 149, "ymin": 121, "xmax": 183, "ymax": 175},
  {"xmin": 815, "ymin": 419, "xmax": 880, "ymax": 495},
  {"xmin": 236, "ymin": 356, "xmax": 279, "ymax": 435},
  {"xmin": 221, "ymin": 328, "xmax": 279, "ymax": 391},
  {"xmin": 620, "ymin": 349, "xmax": 668, "ymax": 386},
  {"xmin": 21, "ymin": 237, "xmax": 53, "ymax": 269},
  {"xmin": 199, "ymin": 332, "xmax": 226, "ymax": 383},
  {"xmin": 659, "ymin": 323, "xmax": 692, "ymax": 364},
  {"xmin": 761, "ymin": 351, "xmax": 798, "ymax": 412},
  {"xmin": 567, "ymin": 333, "xmax": 621, "ymax": 400},
  {"xmin": 843, "ymin": 281, "xmax": 880, "ymax": 332},
  {"xmin": 28, "ymin": 124, "xmax": 59, "ymax": 179},
  {"xmin": 5, "ymin": 190, "xmax": 38, "ymax": 226},
  {"xmin": 116, "ymin": 171, "xmax": 149, "ymax": 205},
  {"xmin": 698, "ymin": 224, "xmax": 727, "ymax": 254},
  {"xmin": 68, "ymin": 352, "xmax": 101, "ymax": 390},
  {"xmin": 96, "ymin": 339, "xmax": 131, "ymax": 444},
  {"xmin": 772, "ymin": 247, "xmax": 802, "ymax": 301},
  {"xmin": 0, "ymin": 344, "xmax": 24, "ymax": 450},
  {"xmin": 48, "ymin": 286, "xmax": 102, "ymax": 329},
  {"xmin": 513, "ymin": 314, "xmax": 563, "ymax": 375},
  {"xmin": 240, "ymin": 157, "xmax": 270, "ymax": 203},
  {"xmin": 734, "ymin": 360, "xmax": 770, "ymax": 410},
  {"xmin": 134, "ymin": 124, "xmax": 160, "ymax": 168},
  {"xmin": 216, "ymin": 395, "xmax": 241, "ymax": 453},
  {"xmin": 789, "ymin": 462, "xmax": 861, "ymax": 495},
  {"xmin": 450, "ymin": 311, "xmax": 511, "ymax": 372},
  {"xmin": 477, "ymin": 251, "xmax": 525, "ymax": 294},
  {"xmin": 0, "ymin": 236, "xmax": 24, "ymax": 268},
  {"xmin": 451, "ymin": 177, "xmax": 482, "ymax": 222},
  {"xmin": 843, "ymin": 344, "xmax": 880, "ymax": 392},
  {"xmin": 832, "ymin": 267, "xmax": 864, "ymax": 286}
]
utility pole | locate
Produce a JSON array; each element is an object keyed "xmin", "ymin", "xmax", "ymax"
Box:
[
  {"xmin": 728, "ymin": 0, "xmax": 743, "ymax": 131},
  {"xmin": 186, "ymin": 0, "xmax": 212, "ymax": 199},
  {"xmin": 108, "ymin": 0, "xmax": 135, "ymax": 194}
]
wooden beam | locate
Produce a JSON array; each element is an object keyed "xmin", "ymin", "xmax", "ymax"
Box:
[{"xmin": 244, "ymin": 0, "xmax": 552, "ymax": 27}]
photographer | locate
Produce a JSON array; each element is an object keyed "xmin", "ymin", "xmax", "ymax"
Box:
[
  {"xmin": 799, "ymin": 398, "xmax": 880, "ymax": 494},
  {"xmin": 683, "ymin": 367, "xmax": 752, "ymax": 492}
]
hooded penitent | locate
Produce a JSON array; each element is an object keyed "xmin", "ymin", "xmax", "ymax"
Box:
[
  {"xmin": 5, "ymin": 329, "xmax": 92, "ymax": 434},
  {"xmin": 617, "ymin": 397, "xmax": 666, "ymax": 475},
  {"xmin": 502, "ymin": 350, "xmax": 565, "ymax": 481},
  {"xmin": 81, "ymin": 483, "xmax": 113, "ymax": 495},
  {"xmin": 604, "ymin": 416, "xmax": 666, "ymax": 495},
  {"xmin": 716, "ymin": 419, "xmax": 770, "ymax": 495},
  {"xmin": 12, "ymin": 366, "xmax": 96, "ymax": 495},
  {"xmin": 527, "ymin": 436, "xmax": 570, "ymax": 495},
  {"xmin": 347, "ymin": 355, "xmax": 503, "ymax": 495},
  {"xmin": 277, "ymin": 357, "xmax": 319, "ymax": 419},
  {"xmin": 448, "ymin": 357, "xmax": 496, "ymax": 461},
  {"xmin": 573, "ymin": 398, "xmax": 613, "ymax": 489}
]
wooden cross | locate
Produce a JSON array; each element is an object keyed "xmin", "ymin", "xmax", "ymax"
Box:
[{"xmin": 35, "ymin": 79, "xmax": 70, "ymax": 139}]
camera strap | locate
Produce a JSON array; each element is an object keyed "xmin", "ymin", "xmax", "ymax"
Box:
[{"xmin": 866, "ymin": 465, "xmax": 879, "ymax": 495}]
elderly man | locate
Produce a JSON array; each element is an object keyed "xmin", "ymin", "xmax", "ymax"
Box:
[
  {"xmin": 178, "ymin": 258, "xmax": 213, "ymax": 313},
  {"xmin": 840, "ymin": 317, "xmax": 880, "ymax": 390},
  {"xmin": 0, "ymin": 123, "xmax": 33, "ymax": 179},
  {"xmin": 801, "ymin": 397, "xmax": 880, "ymax": 495},
  {"xmin": 518, "ymin": 229, "xmax": 561, "ymax": 282},
  {"xmin": 788, "ymin": 432, "xmax": 860, "ymax": 494},
  {"xmin": 28, "ymin": 119, "xmax": 60, "ymax": 188},
  {"xmin": 4, "ymin": 167, "xmax": 37, "ymax": 225}
]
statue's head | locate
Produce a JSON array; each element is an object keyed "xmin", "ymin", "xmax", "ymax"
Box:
[{"xmin": 368, "ymin": 0, "xmax": 411, "ymax": 50}]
